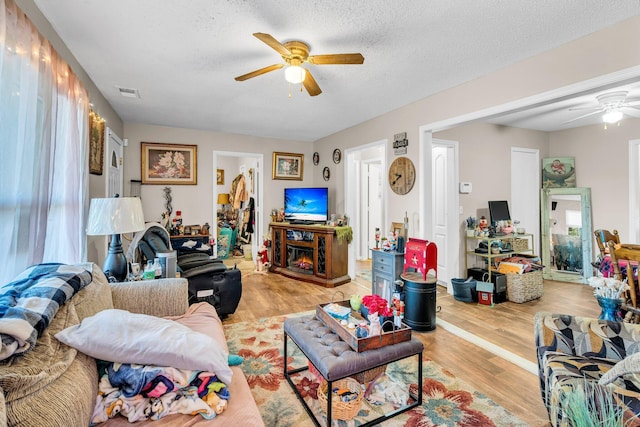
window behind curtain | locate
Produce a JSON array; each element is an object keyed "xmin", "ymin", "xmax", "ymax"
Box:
[{"xmin": 0, "ymin": 0, "xmax": 89, "ymax": 283}]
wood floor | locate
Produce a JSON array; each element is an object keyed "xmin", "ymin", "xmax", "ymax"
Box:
[{"xmin": 224, "ymin": 259, "xmax": 602, "ymax": 427}]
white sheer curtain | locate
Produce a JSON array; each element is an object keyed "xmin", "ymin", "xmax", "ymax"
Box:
[{"xmin": 0, "ymin": 0, "xmax": 89, "ymax": 283}]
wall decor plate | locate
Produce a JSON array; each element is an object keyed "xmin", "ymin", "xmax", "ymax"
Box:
[
  {"xmin": 333, "ymin": 148, "xmax": 342, "ymax": 164},
  {"xmin": 313, "ymin": 152, "xmax": 319, "ymax": 165},
  {"xmin": 323, "ymin": 166, "xmax": 330, "ymax": 181}
]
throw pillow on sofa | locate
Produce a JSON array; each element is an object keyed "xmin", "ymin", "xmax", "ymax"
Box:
[{"xmin": 55, "ymin": 308, "xmax": 232, "ymax": 384}]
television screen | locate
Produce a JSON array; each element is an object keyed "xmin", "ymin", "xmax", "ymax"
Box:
[
  {"xmin": 488, "ymin": 200, "xmax": 511, "ymax": 225},
  {"xmin": 284, "ymin": 187, "xmax": 329, "ymax": 224}
]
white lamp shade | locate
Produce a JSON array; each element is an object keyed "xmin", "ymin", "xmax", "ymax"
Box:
[
  {"xmin": 86, "ymin": 197, "xmax": 145, "ymax": 235},
  {"xmin": 285, "ymin": 65, "xmax": 306, "ymax": 84}
]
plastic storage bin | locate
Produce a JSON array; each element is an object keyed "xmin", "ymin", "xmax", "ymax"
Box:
[{"xmin": 451, "ymin": 278, "xmax": 477, "ymax": 302}]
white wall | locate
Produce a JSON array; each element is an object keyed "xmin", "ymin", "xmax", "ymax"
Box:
[
  {"xmin": 312, "ymin": 16, "xmax": 640, "ymax": 276},
  {"xmin": 122, "ymin": 123, "xmax": 313, "ymax": 240},
  {"xmin": 549, "ymin": 118, "xmax": 640, "ymax": 241}
]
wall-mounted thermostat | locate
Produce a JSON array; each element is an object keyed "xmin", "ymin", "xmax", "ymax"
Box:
[{"xmin": 459, "ymin": 182, "xmax": 472, "ymax": 194}]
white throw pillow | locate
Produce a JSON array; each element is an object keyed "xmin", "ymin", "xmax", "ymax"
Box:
[{"xmin": 55, "ymin": 309, "xmax": 232, "ymax": 384}]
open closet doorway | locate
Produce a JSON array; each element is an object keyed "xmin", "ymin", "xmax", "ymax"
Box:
[
  {"xmin": 345, "ymin": 141, "xmax": 386, "ymax": 279},
  {"xmin": 212, "ymin": 151, "xmax": 263, "ymax": 264}
]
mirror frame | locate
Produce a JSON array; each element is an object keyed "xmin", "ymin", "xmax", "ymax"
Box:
[{"xmin": 540, "ymin": 187, "xmax": 593, "ymax": 284}]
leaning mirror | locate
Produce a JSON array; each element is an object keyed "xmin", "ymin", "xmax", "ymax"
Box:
[{"xmin": 540, "ymin": 187, "xmax": 593, "ymax": 283}]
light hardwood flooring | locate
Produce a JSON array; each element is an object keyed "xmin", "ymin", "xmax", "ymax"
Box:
[{"xmin": 224, "ymin": 259, "xmax": 602, "ymax": 426}]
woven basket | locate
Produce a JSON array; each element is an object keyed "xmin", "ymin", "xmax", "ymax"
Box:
[
  {"xmin": 512, "ymin": 238, "xmax": 529, "ymax": 252},
  {"xmin": 318, "ymin": 377, "xmax": 363, "ymax": 421},
  {"xmin": 352, "ymin": 365, "xmax": 387, "ymax": 384},
  {"xmin": 506, "ymin": 270, "xmax": 543, "ymax": 303}
]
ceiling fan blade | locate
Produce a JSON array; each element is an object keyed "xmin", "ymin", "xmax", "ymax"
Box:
[
  {"xmin": 303, "ymin": 69, "xmax": 322, "ymax": 96},
  {"xmin": 624, "ymin": 108, "xmax": 640, "ymax": 118},
  {"xmin": 561, "ymin": 110, "xmax": 603, "ymax": 124},
  {"xmin": 308, "ymin": 53, "xmax": 364, "ymax": 65},
  {"xmin": 568, "ymin": 106, "xmax": 601, "ymax": 112},
  {"xmin": 234, "ymin": 63, "xmax": 284, "ymax": 81},
  {"xmin": 253, "ymin": 33, "xmax": 291, "ymax": 57}
]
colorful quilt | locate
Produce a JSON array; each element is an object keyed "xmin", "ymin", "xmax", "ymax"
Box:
[
  {"xmin": 0, "ymin": 263, "xmax": 92, "ymax": 360},
  {"xmin": 91, "ymin": 361, "xmax": 229, "ymax": 424}
]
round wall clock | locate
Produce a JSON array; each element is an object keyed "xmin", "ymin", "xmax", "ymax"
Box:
[
  {"xmin": 323, "ymin": 166, "xmax": 330, "ymax": 181},
  {"xmin": 332, "ymin": 149, "xmax": 342, "ymax": 164},
  {"xmin": 388, "ymin": 157, "xmax": 416, "ymax": 195},
  {"xmin": 313, "ymin": 152, "xmax": 319, "ymax": 165}
]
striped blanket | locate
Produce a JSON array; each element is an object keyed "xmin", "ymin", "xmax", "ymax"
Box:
[{"xmin": 0, "ymin": 263, "xmax": 93, "ymax": 360}]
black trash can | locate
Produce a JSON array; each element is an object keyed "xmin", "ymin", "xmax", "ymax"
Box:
[{"xmin": 401, "ymin": 272, "xmax": 438, "ymax": 331}]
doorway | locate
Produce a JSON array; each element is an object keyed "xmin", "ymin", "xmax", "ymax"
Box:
[
  {"xmin": 212, "ymin": 151, "xmax": 263, "ymax": 262},
  {"xmin": 345, "ymin": 141, "xmax": 386, "ymax": 279}
]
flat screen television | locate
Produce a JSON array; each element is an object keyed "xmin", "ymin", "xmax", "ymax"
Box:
[
  {"xmin": 284, "ymin": 187, "xmax": 329, "ymax": 224},
  {"xmin": 488, "ymin": 200, "xmax": 511, "ymax": 225}
]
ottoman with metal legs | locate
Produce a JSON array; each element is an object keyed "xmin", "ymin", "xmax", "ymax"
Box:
[{"xmin": 284, "ymin": 315, "xmax": 423, "ymax": 426}]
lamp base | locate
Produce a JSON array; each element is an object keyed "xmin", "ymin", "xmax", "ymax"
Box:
[{"xmin": 103, "ymin": 234, "xmax": 127, "ymax": 282}]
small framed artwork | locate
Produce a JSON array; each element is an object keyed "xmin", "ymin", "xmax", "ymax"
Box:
[
  {"xmin": 313, "ymin": 152, "xmax": 319, "ymax": 165},
  {"xmin": 323, "ymin": 166, "xmax": 330, "ymax": 181},
  {"xmin": 333, "ymin": 148, "xmax": 342, "ymax": 164},
  {"xmin": 391, "ymin": 222, "xmax": 405, "ymax": 237},
  {"xmin": 542, "ymin": 157, "xmax": 576, "ymax": 188},
  {"xmin": 141, "ymin": 142, "xmax": 197, "ymax": 185},
  {"xmin": 272, "ymin": 152, "xmax": 304, "ymax": 180},
  {"xmin": 216, "ymin": 169, "xmax": 224, "ymax": 185},
  {"xmin": 89, "ymin": 110, "xmax": 105, "ymax": 175}
]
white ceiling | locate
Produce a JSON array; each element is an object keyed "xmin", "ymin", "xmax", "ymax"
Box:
[{"xmin": 32, "ymin": 1, "xmax": 640, "ymax": 141}]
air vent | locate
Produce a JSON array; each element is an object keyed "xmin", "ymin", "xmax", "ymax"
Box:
[{"xmin": 117, "ymin": 87, "xmax": 140, "ymax": 98}]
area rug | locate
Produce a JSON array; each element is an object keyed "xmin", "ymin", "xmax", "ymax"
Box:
[{"xmin": 224, "ymin": 313, "xmax": 528, "ymax": 427}]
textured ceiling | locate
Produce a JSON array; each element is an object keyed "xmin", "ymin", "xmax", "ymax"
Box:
[{"xmin": 32, "ymin": 1, "xmax": 640, "ymax": 141}]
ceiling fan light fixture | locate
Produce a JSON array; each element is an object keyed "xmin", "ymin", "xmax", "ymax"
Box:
[
  {"xmin": 284, "ymin": 65, "xmax": 306, "ymax": 84},
  {"xmin": 603, "ymin": 109, "xmax": 623, "ymax": 124}
]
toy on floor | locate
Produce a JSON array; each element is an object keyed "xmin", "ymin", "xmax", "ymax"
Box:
[{"xmin": 255, "ymin": 241, "xmax": 270, "ymax": 274}]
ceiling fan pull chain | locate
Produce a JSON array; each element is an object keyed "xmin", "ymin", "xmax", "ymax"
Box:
[{"xmin": 288, "ymin": 82, "xmax": 292, "ymax": 98}]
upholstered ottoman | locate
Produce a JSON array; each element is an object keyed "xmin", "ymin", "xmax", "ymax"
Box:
[{"xmin": 283, "ymin": 315, "xmax": 423, "ymax": 426}]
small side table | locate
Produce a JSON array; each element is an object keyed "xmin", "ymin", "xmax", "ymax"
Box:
[{"xmin": 401, "ymin": 272, "xmax": 438, "ymax": 331}]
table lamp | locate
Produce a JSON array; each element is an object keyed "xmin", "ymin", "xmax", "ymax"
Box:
[
  {"xmin": 217, "ymin": 193, "xmax": 230, "ymax": 217},
  {"xmin": 86, "ymin": 196, "xmax": 145, "ymax": 282}
]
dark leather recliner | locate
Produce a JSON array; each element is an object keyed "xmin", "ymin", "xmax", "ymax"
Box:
[{"xmin": 128, "ymin": 224, "xmax": 242, "ymax": 318}]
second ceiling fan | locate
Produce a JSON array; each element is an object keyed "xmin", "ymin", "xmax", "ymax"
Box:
[{"xmin": 234, "ymin": 33, "xmax": 364, "ymax": 96}]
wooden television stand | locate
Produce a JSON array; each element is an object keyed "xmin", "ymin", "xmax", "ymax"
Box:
[{"xmin": 269, "ymin": 223, "xmax": 350, "ymax": 287}]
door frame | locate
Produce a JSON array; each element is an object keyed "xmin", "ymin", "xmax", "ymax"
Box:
[
  {"xmin": 630, "ymin": 139, "xmax": 640, "ymax": 244},
  {"xmin": 345, "ymin": 139, "xmax": 387, "ymax": 279},
  {"xmin": 212, "ymin": 151, "xmax": 264, "ymax": 260}
]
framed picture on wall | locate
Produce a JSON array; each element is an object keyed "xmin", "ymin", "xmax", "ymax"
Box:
[
  {"xmin": 542, "ymin": 157, "xmax": 576, "ymax": 188},
  {"xmin": 272, "ymin": 152, "xmax": 304, "ymax": 180},
  {"xmin": 217, "ymin": 169, "xmax": 224, "ymax": 185},
  {"xmin": 89, "ymin": 110, "xmax": 105, "ymax": 175},
  {"xmin": 141, "ymin": 142, "xmax": 197, "ymax": 185}
]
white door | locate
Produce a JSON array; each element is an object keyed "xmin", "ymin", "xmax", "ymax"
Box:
[
  {"xmin": 106, "ymin": 128, "xmax": 124, "ymax": 198},
  {"xmin": 365, "ymin": 161, "xmax": 382, "ymax": 256},
  {"xmin": 511, "ymin": 148, "xmax": 540, "ymax": 255},
  {"xmin": 432, "ymin": 139, "xmax": 459, "ymax": 290}
]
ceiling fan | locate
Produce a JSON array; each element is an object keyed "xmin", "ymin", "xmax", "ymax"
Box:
[
  {"xmin": 563, "ymin": 91, "xmax": 640, "ymax": 125},
  {"xmin": 234, "ymin": 33, "xmax": 364, "ymax": 96}
]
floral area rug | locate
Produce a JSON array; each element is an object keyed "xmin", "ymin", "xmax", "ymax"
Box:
[{"xmin": 224, "ymin": 313, "xmax": 529, "ymax": 427}]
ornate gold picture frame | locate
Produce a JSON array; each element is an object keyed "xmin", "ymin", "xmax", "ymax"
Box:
[
  {"xmin": 141, "ymin": 142, "xmax": 197, "ymax": 185},
  {"xmin": 272, "ymin": 152, "xmax": 303, "ymax": 180},
  {"xmin": 89, "ymin": 110, "xmax": 105, "ymax": 175}
]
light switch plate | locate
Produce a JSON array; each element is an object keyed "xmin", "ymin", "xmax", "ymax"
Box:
[{"xmin": 459, "ymin": 182, "xmax": 472, "ymax": 193}]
